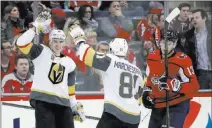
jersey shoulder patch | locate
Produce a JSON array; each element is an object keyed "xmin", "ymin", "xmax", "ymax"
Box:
[{"xmin": 173, "ymin": 52, "xmax": 192, "ymax": 67}]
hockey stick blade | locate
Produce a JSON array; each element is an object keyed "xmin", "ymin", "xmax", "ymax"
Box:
[
  {"xmin": 165, "ymin": 7, "xmax": 180, "ymax": 23},
  {"xmin": 2, "ymin": 102, "xmax": 100, "ymax": 120}
]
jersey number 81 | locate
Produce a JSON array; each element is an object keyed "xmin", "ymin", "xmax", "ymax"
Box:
[{"xmin": 119, "ymin": 72, "xmax": 139, "ymax": 99}]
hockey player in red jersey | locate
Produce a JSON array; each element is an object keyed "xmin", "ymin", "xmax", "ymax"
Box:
[{"xmin": 142, "ymin": 30, "xmax": 200, "ymax": 128}]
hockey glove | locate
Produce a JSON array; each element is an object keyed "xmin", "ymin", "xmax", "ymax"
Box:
[
  {"xmin": 142, "ymin": 87, "xmax": 155, "ymax": 109},
  {"xmin": 69, "ymin": 24, "xmax": 86, "ymax": 46},
  {"xmin": 32, "ymin": 10, "xmax": 52, "ymax": 34},
  {"xmin": 170, "ymin": 78, "xmax": 182, "ymax": 92},
  {"xmin": 72, "ymin": 102, "xmax": 86, "ymax": 122}
]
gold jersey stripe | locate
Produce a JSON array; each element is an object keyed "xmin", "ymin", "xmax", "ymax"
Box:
[
  {"xmin": 68, "ymin": 85, "xmax": 75, "ymax": 95},
  {"xmin": 18, "ymin": 42, "xmax": 33, "ymax": 54},
  {"xmin": 83, "ymin": 48, "xmax": 95, "ymax": 67}
]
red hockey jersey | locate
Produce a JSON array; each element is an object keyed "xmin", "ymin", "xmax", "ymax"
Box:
[
  {"xmin": 62, "ymin": 46, "xmax": 86, "ymax": 72},
  {"xmin": 146, "ymin": 50, "xmax": 200, "ymax": 108},
  {"xmin": 2, "ymin": 72, "xmax": 33, "ymax": 93}
]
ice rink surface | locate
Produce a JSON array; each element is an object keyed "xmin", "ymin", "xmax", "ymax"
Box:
[{"xmin": 2, "ymin": 97, "xmax": 212, "ymax": 128}]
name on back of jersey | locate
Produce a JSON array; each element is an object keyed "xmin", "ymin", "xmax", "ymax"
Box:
[{"xmin": 114, "ymin": 61, "xmax": 141, "ymax": 75}]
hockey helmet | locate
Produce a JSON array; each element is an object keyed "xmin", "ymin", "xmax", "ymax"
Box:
[
  {"xmin": 109, "ymin": 38, "xmax": 128, "ymax": 57},
  {"xmin": 49, "ymin": 29, "xmax": 66, "ymax": 42}
]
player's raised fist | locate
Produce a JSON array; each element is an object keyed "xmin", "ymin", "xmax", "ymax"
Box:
[
  {"xmin": 32, "ymin": 10, "xmax": 52, "ymax": 34},
  {"xmin": 69, "ymin": 24, "xmax": 86, "ymax": 46}
]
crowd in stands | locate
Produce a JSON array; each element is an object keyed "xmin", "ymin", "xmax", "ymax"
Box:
[{"xmin": 1, "ymin": 1, "xmax": 211, "ymax": 97}]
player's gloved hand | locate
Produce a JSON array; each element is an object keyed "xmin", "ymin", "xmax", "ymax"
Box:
[
  {"xmin": 72, "ymin": 102, "xmax": 86, "ymax": 122},
  {"xmin": 170, "ymin": 78, "xmax": 181, "ymax": 92},
  {"xmin": 32, "ymin": 10, "xmax": 52, "ymax": 34},
  {"xmin": 142, "ymin": 87, "xmax": 154, "ymax": 109},
  {"xmin": 69, "ymin": 24, "xmax": 86, "ymax": 46}
]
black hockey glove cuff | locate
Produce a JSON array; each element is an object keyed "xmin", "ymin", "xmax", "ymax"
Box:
[{"xmin": 142, "ymin": 87, "xmax": 155, "ymax": 109}]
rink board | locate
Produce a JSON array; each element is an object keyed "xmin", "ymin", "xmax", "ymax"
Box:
[{"xmin": 1, "ymin": 96, "xmax": 212, "ymax": 128}]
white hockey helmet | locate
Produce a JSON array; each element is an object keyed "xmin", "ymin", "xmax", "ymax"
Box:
[
  {"xmin": 109, "ymin": 38, "xmax": 128, "ymax": 57},
  {"xmin": 49, "ymin": 29, "xmax": 66, "ymax": 41}
]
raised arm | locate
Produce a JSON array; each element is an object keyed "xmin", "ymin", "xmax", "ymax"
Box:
[
  {"xmin": 69, "ymin": 24, "xmax": 112, "ymax": 72},
  {"xmin": 16, "ymin": 10, "xmax": 52, "ymax": 60},
  {"xmin": 16, "ymin": 28, "xmax": 44, "ymax": 60}
]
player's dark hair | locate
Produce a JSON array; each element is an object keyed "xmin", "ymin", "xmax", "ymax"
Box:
[
  {"xmin": 15, "ymin": 54, "xmax": 29, "ymax": 65},
  {"xmin": 178, "ymin": 3, "xmax": 191, "ymax": 10},
  {"xmin": 192, "ymin": 9, "xmax": 208, "ymax": 21}
]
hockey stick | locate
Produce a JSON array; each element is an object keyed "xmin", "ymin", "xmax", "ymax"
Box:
[
  {"xmin": 164, "ymin": 5, "xmax": 181, "ymax": 128},
  {"xmin": 2, "ymin": 102, "xmax": 100, "ymax": 120}
]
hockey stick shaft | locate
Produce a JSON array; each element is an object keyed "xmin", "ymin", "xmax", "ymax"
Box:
[
  {"xmin": 164, "ymin": 2, "xmax": 170, "ymax": 127},
  {"xmin": 2, "ymin": 102, "xmax": 100, "ymax": 120}
]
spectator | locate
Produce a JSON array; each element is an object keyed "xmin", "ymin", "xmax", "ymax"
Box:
[
  {"xmin": 149, "ymin": 1, "xmax": 164, "ymax": 9},
  {"xmin": 137, "ymin": 8, "xmax": 162, "ymax": 42},
  {"xmin": 96, "ymin": 41, "xmax": 109, "ymax": 54},
  {"xmin": 168, "ymin": 3, "xmax": 191, "ymax": 33},
  {"xmin": 78, "ymin": 4, "xmax": 98, "ymax": 30},
  {"xmin": 69, "ymin": 1, "xmax": 102, "ymax": 12},
  {"xmin": 136, "ymin": 30, "xmax": 156, "ymax": 71},
  {"xmin": 158, "ymin": 14, "xmax": 165, "ymax": 30},
  {"xmin": 99, "ymin": 1, "xmax": 134, "ymax": 41},
  {"xmin": 1, "ymin": 4, "xmax": 24, "ymax": 44},
  {"xmin": 2, "ymin": 54, "xmax": 33, "ymax": 93},
  {"xmin": 1, "ymin": 41, "xmax": 16, "ymax": 79},
  {"xmin": 83, "ymin": 41, "xmax": 109, "ymax": 91},
  {"xmin": 183, "ymin": 9, "xmax": 212, "ymax": 89}
]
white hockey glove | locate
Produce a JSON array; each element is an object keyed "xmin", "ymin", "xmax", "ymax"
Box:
[
  {"xmin": 72, "ymin": 102, "xmax": 86, "ymax": 122},
  {"xmin": 170, "ymin": 78, "xmax": 182, "ymax": 92},
  {"xmin": 32, "ymin": 10, "xmax": 52, "ymax": 34},
  {"xmin": 69, "ymin": 24, "xmax": 86, "ymax": 46}
]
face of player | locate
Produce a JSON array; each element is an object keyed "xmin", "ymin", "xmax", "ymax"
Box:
[
  {"xmin": 98, "ymin": 44, "xmax": 109, "ymax": 54},
  {"xmin": 179, "ymin": 6, "xmax": 190, "ymax": 20},
  {"xmin": 192, "ymin": 12, "xmax": 206, "ymax": 29},
  {"xmin": 1, "ymin": 42, "xmax": 13, "ymax": 57},
  {"xmin": 50, "ymin": 39, "xmax": 65, "ymax": 56},
  {"xmin": 159, "ymin": 39, "xmax": 177, "ymax": 55},
  {"xmin": 109, "ymin": 2, "xmax": 121, "ymax": 15},
  {"xmin": 10, "ymin": 7, "xmax": 19, "ymax": 18},
  {"xmin": 84, "ymin": 7, "xmax": 92, "ymax": 20},
  {"xmin": 16, "ymin": 58, "xmax": 29, "ymax": 77}
]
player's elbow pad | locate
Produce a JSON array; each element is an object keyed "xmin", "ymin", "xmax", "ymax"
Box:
[{"xmin": 17, "ymin": 29, "xmax": 35, "ymax": 46}]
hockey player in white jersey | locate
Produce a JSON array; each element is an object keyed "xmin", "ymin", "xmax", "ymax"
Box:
[
  {"xmin": 69, "ymin": 24, "xmax": 143, "ymax": 128},
  {"xmin": 16, "ymin": 11, "xmax": 85, "ymax": 128}
]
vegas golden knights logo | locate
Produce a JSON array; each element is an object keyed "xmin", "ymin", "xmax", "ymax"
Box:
[{"xmin": 48, "ymin": 63, "xmax": 65, "ymax": 84}]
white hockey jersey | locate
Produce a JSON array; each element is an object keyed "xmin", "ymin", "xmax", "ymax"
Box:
[{"xmin": 78, "ymin": 44, "xmax": 142, "ymax": 124}]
